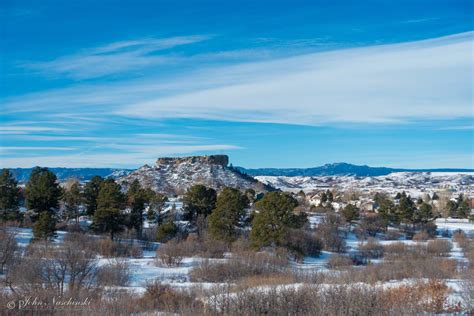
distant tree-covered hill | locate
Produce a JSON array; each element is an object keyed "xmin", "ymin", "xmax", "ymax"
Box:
[
  {"xmin": 9, "ymin": 168, "xmax": 133, "ymax": 183},
  {"xmin": 236, "ymin": 162, "xmax": 474, "ymax": 177}
]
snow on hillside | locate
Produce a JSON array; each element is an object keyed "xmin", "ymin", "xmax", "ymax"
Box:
[
  {"xmin": 256, "ymin": 172, "xmax": 474, "ymax": 195},
  {"xmin": 118, "ymin": 155, "xmax": 271, "ymax": 195}
]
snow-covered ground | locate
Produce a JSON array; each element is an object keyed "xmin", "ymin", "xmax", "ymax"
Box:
[
  {"xmin": 435, "ymin": 218, "xmax": 474, "ymax": 236},
  {"xmin": 256, "ymin": 172, "xmax": 474, "ymax": 195},
  {"xmin": 5, "ymin": 218, "xmax": 472, "ymax": 308}
]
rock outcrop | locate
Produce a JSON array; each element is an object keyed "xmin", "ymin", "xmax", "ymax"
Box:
[{"xmin": 118, "ymin": 155, "xmax": 273, "ymax": 195}]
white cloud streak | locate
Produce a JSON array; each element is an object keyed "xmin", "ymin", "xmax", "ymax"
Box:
[
  {"xmin": 117, "ymin": 32, "xmax": 473, "ymax": 125},
  {"xmin": 0, "ymin": 144, "xmax": 242, "ymax": 168},
  {"xmin": 6, "ymin": 32, "xmax": 472, "ymax": 126},
  {"xmin": 21, "ymin": 35, "xmax": 211, "ymax": 79}
]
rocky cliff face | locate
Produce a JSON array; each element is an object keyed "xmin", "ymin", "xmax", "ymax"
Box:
[{"xmin": 118, "ymin": 155, "xmax": 272, "ymax": 195}]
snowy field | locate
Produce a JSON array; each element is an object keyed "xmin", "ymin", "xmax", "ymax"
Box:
[
  {"xmin": 7, "ymin": 217, "xmax": 473, "ymax": 297},
  {"xmin": 435, "ymin": 218, "xmax": 474, "ymax": 236}
]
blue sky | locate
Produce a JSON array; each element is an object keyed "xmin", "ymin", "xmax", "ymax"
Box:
[{"xmin": 1, "ymin": 0, "xmax": 473, "ymax": 168}]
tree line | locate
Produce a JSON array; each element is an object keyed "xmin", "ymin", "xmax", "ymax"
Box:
[{"xmin": 0, "ymin": 168, "xmax": 166, "ymax": 240}]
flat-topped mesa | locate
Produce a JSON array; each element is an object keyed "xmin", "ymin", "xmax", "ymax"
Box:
[{"xmin": 155, "ymin": 155, "xmax": 229, "ymax": 168}]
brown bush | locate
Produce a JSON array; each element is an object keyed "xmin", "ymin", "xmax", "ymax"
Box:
[
  {"xmin": 201, "ymin": 234, "xmax": 227, "ymax": 258},
  {"xmin": 284, "ymin": 229, "xmax": 323, "ymax": 262},
  {"xmin": 138, "ymin": 280, "xmax": 202, "ymax": 313},
  {"xmin": 381, "ymin": 280, "xmax": 461, "ymax": 314},
  {"xmin": 316, "ymin": 213, "xmax": 346, "ymax": 253},
  {"xmin": 426, "ymin": 239, "xmax": 452, "ymax": 257},
  {"xmin": 97, "ymin": 259, "xmax": 131, "ymax": 286},
  {"xmin": 383, "ymin": 242, "xmax": 407, "ymax": 255},
  {"xmin": 359, "ymin": 238, "xmax": 384, "ymax": 259},
  {"xmin": 459, "ymin": 271, "xmax": 474, "ymax": 313},
  {"xmin": 453, "ymin": 230, "xmax": 466, "ymax": 243},
  {"xmin": 190, "ymin": 250, "xmax": 287, "ymax": 282},
  {"xmin": 204, "ymin": 284, "xmax": 388, "ymax": 316},
  {"xmin": 235, "ymin": 273, "xmax": 297, "ymax": 290},
  {"xmin": 156, "ymin": 238, "xmax": 187, "ymax": 267},
  {"xmin": 94, "ymin": 238, "xmax": 143, "ymax": 258},
  {"xmin": 327, "ymin": 254, "xmax": 353, "ymax": 269},
  {"xmin": 351, "ymin": 256, "xmax": 457, "ymax": 283},
  {"xmin": 384, "ymin": 229, "xmax": 403, "ymax": 240},
  {"xmin": 0, "ymin": 226, "xmax": 18, "ymax": 275},
  {"xmin": 169, "ymin": 234, "xmax": 227, "ymax": 258},
  {"xmin": 7, "ymin": 238, "xmax": 98, "ymax": 297},
  {"xmin": 412, "ymin": 230, "xmax": 430, "ymax": 241}
]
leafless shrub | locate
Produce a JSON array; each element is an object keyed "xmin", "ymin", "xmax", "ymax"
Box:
[
  {"xmin": 138, "ymin": 280, "xmax": 202, "ymax": 313},
  {"xmin": 327, "ymin": 254, "xmax": 353, "ymax": 269},
  {"xmin": 316, "ymin": 213, "xmax": 346, "ymax": 253},
  {"xmin": 203, "ymin": 279, "xmax": 462, "ymax": 315},
  {"xmin": 426, "ymin": 239, "xmax": 452, "ymax": 257},
  {"xmin": 97, "ymin": 259, "xmax": 131, "ymax": 286},
  {"xmin": 0, "ymin": 226, "xmax": 18, "ymax": 275},
  {"xmin": 453, "ymin": 230, "xmax": 466, "ymax": 243},
  {"xmin": 383, "ymin": 242, "xmax": 406, "ymax": 255},
  {"xmin": 384, "ymin": 229, "xmax": 403, "ymax": 240},
  {"xmin": 350, "ymin": 256, "xmax": 457, "ymax": 283},
  {"xmin": 412, "ymin": 230, "xmax": 430, "ymax": 241},
  {"xmin": 156, "ymin": 238, "xmax": 186, "ymax": 267},
  {"xmin": 93, "ymin": 238, "xmax": 143, "ymax": 258},
  {"xmin": 200, "ymin": 234, "xmax": 228, "ymax": 258},
  {"xmin": 359, "ymin": 237, "xmax": 384, "ymax": 259},
  {"xmin": 381, "ymin": 279, "xmax": 461, "ymax": 314},
  {"xmin": 285, "ymin": 229, "xmax": 323, "ymax": 262},
  {"xmin": 205, "ymin": 284, "xmax": 388, "ymax": 315},
  {"xmin": 459, "ymin": 271, "xmax": 474, "ymax": 313},
  {"xmin": 190, "ymin": 251, "xmax": 287, "ymax": 282},
  {"xmin": 7, "ymin": 237, "xmax": 98, "ymax": 296}
]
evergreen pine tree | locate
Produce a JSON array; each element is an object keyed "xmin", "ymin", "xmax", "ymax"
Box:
[
  {"xmin": 156, "ymin": 219, "xmax": 178, "ymax": 242},
  {"xmin": 341, "ymin": 204, "xmax": 359, "ymax": 225},
  {"xmin": 208, "ymin": 187, "xmax": 248, "ymax": 246},
  {"xmin": 92, "ymin": 179, "xmax": 125, "ymax": 240},
  {"xmin": 250, "ymin": 192, "xmax": 306, "ymax": 249},
  {"xmin": 377, "ymin": 197, "xmax": 396, "ymax": 226},
  {"xmin": 25, "ymin": 167, "xmax": 62, "ymax": 215},
  {"xmin": 182, "ymin": 184, "xmax": 216, "ymax": 223},
  {"xmin": 63, "ymin": 181, "xmax": 82, "ymax": 223},
  {"xmin": 415, "ymin": 202, "xmax": 433, "ymax": 224},
  {"xmin": 33, "ymin": 211, "xmax": 57, "ymax": 240},
  {"xmin": 327, "ymin": 190, "xmax": 334, "ymax": 202},
  {"xmin": 126, "ymin": 180, "xmax": 147, "ymax": 237},
  {"xmin": 84, "ymin": 176, "xmax": 103, "ymax": 216},
  {"xmin": 320, "ymin": 192, "xmax": 327, "ymax": 206},
  {"xmin": 397, "ymin": 192, "xmax": 416, "ymax": 224},
  {"xmin": 457, "ymin": 200, "xmax": 470, "ymax": 218},
  {"xmin": 25, "ymin": 167, "xmax": 61, "ymax": 239},
  {"xmin": 446, "ymin": 200, "xmax": 458, "ymax": 217},
  {"xmin": 0, "ymin": 169, "xmax": 21, "ymax": 221}
]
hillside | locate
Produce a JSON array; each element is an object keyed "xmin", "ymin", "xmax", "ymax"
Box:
[
  {"xmin": 237, "ymin": 162, "xmax": 474, "ymax": 177},
  {"xmin": 117, "ymin": 155, "xmax": 273, "ymax": 195},
  {"xmin": 256, "ymin": 172, "xmax": 474, "ymax": 195}
]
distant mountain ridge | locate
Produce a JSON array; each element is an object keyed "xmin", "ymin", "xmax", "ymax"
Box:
[
  {"xmin": 9, "ymin": 168, "xmax": 133, "ymax": 183},
  {"xmin": 236, "ymin": 162, "xmax": 474, "ymax": 177},
  {"xmin": 9, "ymin": 162, "xmax": 473, "ymax": 183}
]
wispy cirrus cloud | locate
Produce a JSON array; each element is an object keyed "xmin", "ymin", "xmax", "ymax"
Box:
[
  {"xmin": 439, "ymin": 125, "xmax": 474, "ymax": 130},
  {"xmin": 0, "ymin": 144, "xmax": 242, "ymax": 168},
  {"xmin": 1, "ymin": 146, "xmax": 76, "ymax": 152},
  {"xmin": 117, "ymin": 32, "xmax": 473, "ymax": 125},
  {"xmin": 21, "ymin": 35, "xmax": 211, "ymax": 79},
  {"xmin": 5, "ymin": 32, "xmax": 473, "ymax": 126},
  {"xmin": 0, "ymin": 125, "xmax": 68, "ymax": 134}
]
